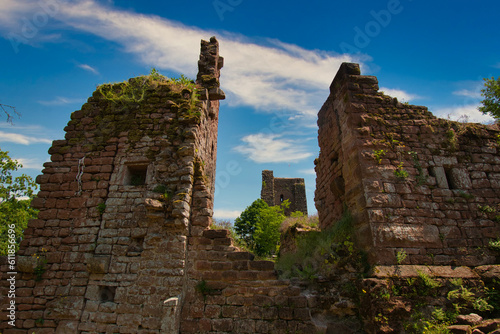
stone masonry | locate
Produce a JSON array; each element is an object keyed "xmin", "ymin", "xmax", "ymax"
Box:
[
  {"xmin": 0, "ymin": 38, "xmax": 341, "ymax": 334},
  {"xmin": 0, "ymin": 36, "xmax": 225, "ymax": 333},
  {"xmin": 261, "ymin": 170, "xmax": 308, "ymax": 216},
  {"xmin": 3, "ymin": 41, "xmax": 500, "ymax": 334},
  {"xmin": 315, "ymin": 62, "xmax": 500, "ymax": 266}
]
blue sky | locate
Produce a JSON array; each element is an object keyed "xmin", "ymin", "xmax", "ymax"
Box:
[{"xmin": 0, "ymin": 0, "xmax": 498, "ymax": 220}]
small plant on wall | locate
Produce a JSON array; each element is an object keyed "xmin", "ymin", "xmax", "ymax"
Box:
[
  {"xmin": 394, "ymin": 162, "xmax": 409, "ymax": 179},
  {"xmin": 373, "ymin": 149, "xmax": 387, "ymax": 164},
  {"xmin": 32, "ymin": 248, "xmax": 48, "ymax": 281}
]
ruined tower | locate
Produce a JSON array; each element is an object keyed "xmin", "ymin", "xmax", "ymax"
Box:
[
  {"xmin": 1, "ymin": 37, "xmax": 225, "ymax": 333},
  {"xmin": 315, "ymin": 62, "xmax": 500, "ymax": 266},
  {"xmin": 261, "ymin": 170, "xmax": 308, "ymax": 216}
]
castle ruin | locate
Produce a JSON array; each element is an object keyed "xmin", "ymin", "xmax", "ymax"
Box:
[
  {"xmin": 2, "ymin": 40, "xmax": 500, "ymax": 334},
  {"xmin": 315, "ymin": 63, "xmax": 500, "ymax": 266},
  {"xmin": 260, "ymin": 170, "xmax": 308, "ymax": 216}
]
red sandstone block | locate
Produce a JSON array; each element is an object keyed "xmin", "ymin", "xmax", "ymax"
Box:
[
  {"xmin": 255, "ymin": 320, "xmax": 270, "ymax": 333},
  {"xmin": 202, "ymin": 271, "xmax": 223, "ymax": 280},
  {"xmin": 38, "ymin": 209, "xmax": 58, "ymax": 220},
  {"xmin": 195, "ymin": 261, "xmax": 211, "ymax": 271},
  {"xmin": 195, "ymin": 237, "xmax": 212, "ymax": 246},
  {"xmin": 293, "ymin": 308, "xmax": 311, "ymax": 321},
  {"xmin": 228, "ymin": 252, "xmax": 255, "ymax": 261},
  {"xmin": 227, "ymin": 295, "xmax": 252, "ymax": 306},
  {"xmin": 203, "ymin": 229, "xmax": 229, "ymax": 239},
  {"xmin": 204, "ymin": 304, "xmax": 221, "ymax": 318},
  {"xmin": 233, "ymin": 319, "xmax": 256, "ymax": 333},
  {"xmin": 221, "ymin": 305, "xmax": 247, "ymax": 318},
  {"xmin": 232, "ymin": 261, "xmax": 249, "ymax": 271},
  {"xmin": 180, "ymin": 319, "xmax": 200, "ymax": 333},
  {"xmin": 57, "ymin": 210, "xmax": 72, "ymax": 220},
  {"xmin": 249, "ymin": 261, "xmax": 275, "ymax": 271},
  {"xmin": 206, "ymin": 251, "xmax": 228, "ymax": 261},
  {"xmin": 211, "ymin": 261, "xmax": 232, "ymax": 271},
  {"xmin": 188, "ymin": 302, "xmax": 205, "ymax": 318},
  {"xmin": 82, "ymin": 181, "xmax": 97, "ymax": 190},
  {"xmin": 221, "ymin": 270, "xmax": 238, "ymax": 281},
  {"xmin": 278, "ymin": 307, "xmax": 294, "ymax": 320},
  {"xmin": 211, "ymin": 318, "xmax": 233, "ymax": 332},
  {"xmin": 69, "ymin": 197, "xmax": 87, "ymax": 208},
  {"xmin": 252, "ymin": 294, "xmax": 273, "ymax": 307},
  {"xmin": 257, "ymin": 271, "xmax": 278, "ymax": 280},
  {"xmin": 213, "ymin": 238, "xmax": 232, "ymax": 246}
]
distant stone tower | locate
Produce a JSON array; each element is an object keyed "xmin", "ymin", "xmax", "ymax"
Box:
[{"xmin": 260, "ymin": 170, "xmax": 307, "ymax": 216}]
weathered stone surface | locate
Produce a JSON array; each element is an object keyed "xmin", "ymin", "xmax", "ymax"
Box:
[
  {"xmin": 457, "ymin": 314, "xmax": 483, "ymax": 326},
  {"xmin": 316, "ymin": 62, "xmax": 500, "ymax": 267},
  {"xmin": 372, "ymin": 223, "xmax": 441, "ymax": 248}
]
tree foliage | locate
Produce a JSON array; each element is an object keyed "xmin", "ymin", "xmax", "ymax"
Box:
[
  {"xmin": 479, "ymin": 76, "xmax": 500, "ymax": 120},
  {"xmin": 234, "ymin": 198, "xmax": 288, "ymax": 256},
  {"xmin": 0, "ymin": 149, "xmax": 38, "ymax": 255}
]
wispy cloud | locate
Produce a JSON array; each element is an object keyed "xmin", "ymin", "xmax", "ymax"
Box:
[
  {"xmin": 234, "ymin": 133, "xmax": 314, "ymax": 163},
  {"xmin": 453, "ymin": 89, "xmax": 482, "ymax": 99},
  {"xmin": 380, "ymin": 87, "xmax": 421, "ymax": 102},
  {"xmin": 432, "ymin": 104, "xmax": 494, "ymax": 124},
  {"xmin": 213, "ymin": 209, "xmax": 241, "ymax": 220},
  {"xmin": 38, "ymin": 96, "xmax": 84, "ymax": 106},
  {"xmin": 0, "ymin": 0, "xmax": 362, "ymax": 119},
  {"xmin": 299, "ymin": 168, "xmax": 316, "ymax": 175},
  {"xmin": 0, "ymin": 130, "xmax": 52, "ymax": 145},
  {"xmin": 15, "ymin": 157, "xmax": 46, "ymax": 170},
  {"xmin": 78, "ymin": 63, "xmax": 99, "ymax": 75}
]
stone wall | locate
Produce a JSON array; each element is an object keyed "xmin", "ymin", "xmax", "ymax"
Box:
[
  {"xmin": 315, "ymin": 62, "xmax": 500, "ymax": 266},
  {"xmin": 0, "ymin": 37, "xmax": 225, "ymax": 334},
  {"xmin": 261, "ymin": 170, "xmax": 308, "ymax": 216},
  {"xmin": 0, "ymin": 37, "xmax": 350, "ymax": 334}
]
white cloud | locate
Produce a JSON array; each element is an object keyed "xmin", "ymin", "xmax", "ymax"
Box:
[
  {"xmin": 38, "ymin": 96, "xmax": 84, "ymax": 106},
  {"xmin": 213, "ymin": 209, "xmax": 241, "ymax": 220},
  {"xmin": 234, "ymin": 133, "xmax": 313, "ymax": 163},
  {"xmin": 0, "ymin": 130, "xmax": 52, "ymax": 145},
  {"xmin": 299, "ymin": 168, "xmax": 316, "ymax": 175},
  {"xmin": 78, "ymin": 63, "xmax": 99, "ymax": 75},
  {"xmin": 432, "ymin": 104, "xmax": 494, "ymax": 124},
  {"xmin": 380, "ymin": 87, "xmax": 420, "ymax": 102},
  {"xmin": 453, "ymin": 89, "xmax": 482, "ymax": 99},
  {"xmin": 0, "ymin": 0, "xmax": 363, "ymax": 118},
  {"xmin": 15, "ymin": 157, "xmax": 45, "ymax": 170}
]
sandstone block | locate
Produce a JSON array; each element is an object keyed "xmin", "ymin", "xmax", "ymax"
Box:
[{"xmin": 373, "ymin": 223, "xmax": 441, "ymax": 248}]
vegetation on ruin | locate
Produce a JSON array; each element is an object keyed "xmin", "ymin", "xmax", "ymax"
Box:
[
  {"xmin": 479, "ymin": 76, "xmax": 500, "ymax": 120},
  {"xmin": 32, "ymin": 248, "xmax": 48, "ymax": 281},
  {"xmin": 67, "ymin": 68, "xmax": 201, "ymax": 152},
  {"xmin": 276, "ymin": 211, "xmax": 369, "ymax": 280},
  {"xmin": 280, "ymin": 211, "xmax": 318, "ymax": 232},
  {"xmin": 394, "ymin": 161, "xmax": 409, "ymax": 179},
  {"xmin": 373, "ymin": 149, "xmax": 387, "ymax": 164},
  {"xmin": 0, "ymin": 149, "xmax": 38, "ymax": 255},
  {"xmin": 366, "ymin": 271, "xmax": 500, "ymax": 333},
  {"xmin": 195, "ymin": 279, "xmax": 215, "ymax": 301}
]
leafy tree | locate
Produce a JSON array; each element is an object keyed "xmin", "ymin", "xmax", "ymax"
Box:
[
  {"xmin": 0, "ymin": 149, "xmax": 38, "ymax": 255},
  {"xmin": 479, "ymin": 76, "xmax": 500, "ymax": 120},
  {"xmin": 234, "ymin": 198, "xmax": 288, "ymax": 256}
]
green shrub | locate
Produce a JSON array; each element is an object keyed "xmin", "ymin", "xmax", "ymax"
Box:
[{"xmin": 234, "ymin": 199, "xmax": 287, "ymax": 257}]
